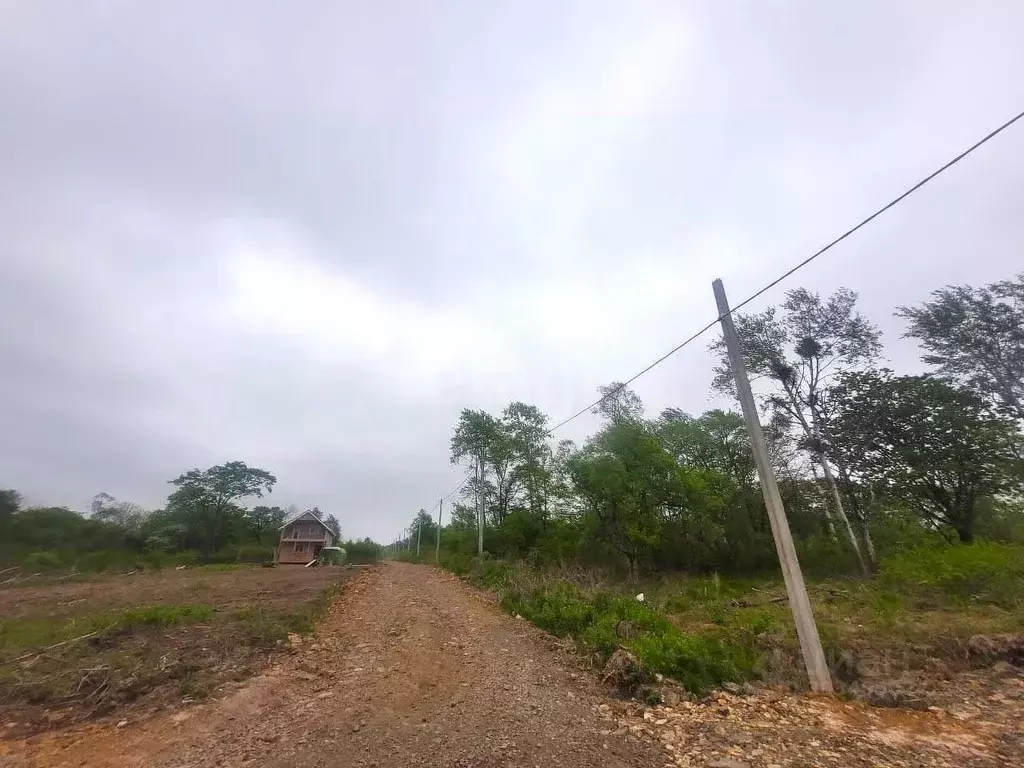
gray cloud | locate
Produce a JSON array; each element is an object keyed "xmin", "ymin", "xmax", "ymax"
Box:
[{"xmin": 2, "ymin": 1, "xmax": 1023, "ymax": 539}]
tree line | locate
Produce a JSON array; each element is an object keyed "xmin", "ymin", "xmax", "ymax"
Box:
[
  {"xmin": 400, "ymin": 273, "xmax": 1024, "ymax": 577},
  {"xmin": 0, "ymin": 461, "xmax": 381, "ymax": 569}
]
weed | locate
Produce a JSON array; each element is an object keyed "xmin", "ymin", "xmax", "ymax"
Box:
[
  {"xmin": 119, "ymin": 604, "xmax": 213, "ymax": 628},
  {"xmin": 631, "ymin": 632, "xmax": 758, "ymax": 691},
  {"xmin": 497, "ymin": 575, "xmax": 758, "ymax": 692},
  {"xmin": 235, "ymin": 606, "xmax": 291, "ymax": 647},
  {"xmin": 234, "ymin": 582, "xmax": 343, "ymax": 648}
]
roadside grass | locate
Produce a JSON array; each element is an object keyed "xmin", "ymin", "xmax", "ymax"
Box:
[
  {"xmin": 470, "ymin": 562, "xmax": 759, "ymax": 692},
  {"xmin": 444, "ymin": 542, "xmax": 1024, "ymax": 694}
]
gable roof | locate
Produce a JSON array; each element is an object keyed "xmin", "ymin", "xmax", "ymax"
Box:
[{"xmin": 278, "ymin": 510, "xmax": 333, "ymax": 533}]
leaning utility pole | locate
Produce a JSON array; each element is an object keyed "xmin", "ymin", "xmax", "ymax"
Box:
[
  {"xmin": 713, "ymin": 278, "xmax": 833, "ymax": 693},
  {"xmin": 476, "ymin": 455, "xmax": 484, "ymax": 557},
  {"xmin": 436, "ymin": 498, "xmax": 443, "ymax": 563}
]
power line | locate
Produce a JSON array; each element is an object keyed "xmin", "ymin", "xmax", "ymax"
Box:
[
  {"xmin": 544, "ymin": 107, "xmax": 1024, "ymax": 436},
  {"xmin": 419, "ymin": 106, "xmax": 1024, "ymax": 519}
]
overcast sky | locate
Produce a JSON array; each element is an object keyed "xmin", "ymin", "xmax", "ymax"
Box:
[{"xmin": 2, "ymin": 1, "xmax": 1022, "ymax": 541}]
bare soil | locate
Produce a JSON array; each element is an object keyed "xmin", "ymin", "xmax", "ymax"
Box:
[
  {"xmin": 0, "ymin": 566, "xmax": 345, "ymax": 620},
  {"xmin": 0, "ymin": 566, "xmax": 348, "ymax": 736},
  {"xmin": 2, "ymin": 563, "xmax": 1021, "ymax": 768}
]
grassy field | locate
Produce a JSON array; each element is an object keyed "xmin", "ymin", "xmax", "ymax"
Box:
[
  {"xmin": 446, "ymin": 543, "xmax": 1024, "ymax": 701},
  {"xmin": 0, "ymin": 565, "xmax": 353, "ymax": 737}
]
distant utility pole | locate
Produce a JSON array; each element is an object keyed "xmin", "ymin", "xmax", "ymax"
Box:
[
  {"xmin": 416, "ymin": 511, "xmax": 423, "ymax": 556},
  {"xmin": 436, "ymin": 498, "xmax": 443, "ymax": 563},
  {"xmin": 476, "ymin": 455, "xmax": 484, "ymax": 557},
  {"xmin": 713, "ymin": 278, "xmax": 833, "ymax": 694}
]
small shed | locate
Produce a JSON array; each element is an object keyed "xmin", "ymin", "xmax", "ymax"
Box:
[{"xmin": 276, "ymin": 511, "xmax": 335, "ymax": 564}]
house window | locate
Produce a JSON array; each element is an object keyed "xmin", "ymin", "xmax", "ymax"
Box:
[{"xmin": 293, "ymin": 542, "xmax": 307, "ymax": 553}]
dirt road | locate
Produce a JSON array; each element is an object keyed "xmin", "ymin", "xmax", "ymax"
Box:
[
  {"xmin": 5, "ymin": 563, "xmax": 661, "ymax": 767},
  {"xmin": 5, "ymin": 563, "xmax": 1020, "ymax": 767}
]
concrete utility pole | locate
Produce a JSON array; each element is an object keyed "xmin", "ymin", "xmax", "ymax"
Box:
[
  {"xmin": 436, "ymin": 498, "xmax": 443, "ymax": 563},
  {"xmin": 476, "ymin": 455, "xmax": 485, "ymax": 557},
  {"xmin": 713, "ymin": 278, "xmax": 833, "ymax": 694},
  {"xmin": 416, "ymin": 511, "xmax": 423, "ymax": 556}
]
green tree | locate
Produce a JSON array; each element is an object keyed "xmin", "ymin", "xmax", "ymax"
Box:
[
  {"xmin": 658, "ymin": 409, "xmax": 754, "ymax": 483},
  {"xmin": 408, "ymin": 508, "xmax": 438, "ymax": 553},
  {"xmin": 897, "ymin": 273, "xmax": 1024, "ymax": 422},
  {"xmin": 0, "ymin": 489, "xmax": 19, "ymax": 545},
  {"xmin": 829, "ymin": 371, "xmax": 1022, "ymax": 543},
  {"xmin": 503, "ymin": 401, "xmax": 552, "ymax": 519},
  {"xmin": 10, "ymin": 507, "xmax": 127, "ymax": 552},
  {"xmin": 247, "ymin": 505, "xmax": 286, "ymax": 543},
  {"xmin": 592, "ymin": 382, "xmax": 645, "ymax": 426},
  {"xmin": 451, "ymin": 408, "xmax": 520, "ymax": 525},
  {"xmin": 89, "ymin": 493, "xmax": 147, "ymax": 533},
  {"xmin": 569, "ymin": 421, "xmax": 690, "ymax": 579},
  {"xmin": 167, "ymin": 461, "xmax": 276, "ymax": 554},
  {"xmin": 547, "ymin": 439, "xmax": 582, "ymax": 519},
  {"xmin": 324, "ymin": 513, "xmax": 342, "ymax": 541},
  {"xmin": 711, "ymin": 287, "xmax": 881, "ymax": 572},
  {"xmin": 656, "ymin": 410, "xmax": 783, "ymax": 571}
]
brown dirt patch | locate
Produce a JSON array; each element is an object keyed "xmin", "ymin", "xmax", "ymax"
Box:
[
  {"xmin": 602, "ymin": 673, "xmax": 1023, "ymax": 766},
  {"xmin": 0, "ymin": 565, "xmax": 351, "ymax": 737},
  {"xmin": 0, "ymin": 566, "xmax": 345, "ymax": 620}
]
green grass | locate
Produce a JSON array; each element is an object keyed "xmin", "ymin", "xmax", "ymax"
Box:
[
  {"xmin": 234, "ymin": 606, "xmax": 296, "ymax": 647},
  {"xmin": 234, "ymin": 582, "xmax": 344, "ymax": 647},
  {"xmin": 119, "ymin": 604, "xmax": 214, "ymax": 628},
  {"xmin": 879, "ymin": 541, "xmax": 1024, "ymax": 608},
  {"xmin": 446, "ymin": 543, "xmax": 1024, "ymax": 694},
  {"xmin": 0, "ymin": 603, "xmax": 215, "ymax": 656},
  {"xmin": 475, "ymin": 564, "xmax": 759, "ymax": 692}
]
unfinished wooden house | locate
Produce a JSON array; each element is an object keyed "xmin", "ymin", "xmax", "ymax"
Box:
[{"xmin": 275, "ymin": 511, "xmax": 335, "ymax": 564}]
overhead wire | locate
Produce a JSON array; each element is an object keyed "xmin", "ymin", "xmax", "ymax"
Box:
[
  {"xmin": 415, "ymin": 105, "xmax": 1024, "ymax": 520},
  {"xmin": 544, "ymin": 107, "xmax": 1024, "ymax": 436}
]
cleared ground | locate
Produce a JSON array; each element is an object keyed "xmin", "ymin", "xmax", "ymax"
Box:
[
  {"xmin": 0, "ymin": 565, "xmax": 350, "ymax": 737},
  {"xmin": 4, "ymin": 563, "xmax": 1021, "ymax": 767}
]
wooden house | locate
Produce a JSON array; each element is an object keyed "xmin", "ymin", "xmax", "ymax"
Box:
[{"xmin": 276, "ymin": 511, "xmax": 335, "ymax": 564}]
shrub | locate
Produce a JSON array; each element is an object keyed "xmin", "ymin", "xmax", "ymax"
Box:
[
  {"xmin": 170, "ymin": 550, "xmax": 201, "ymax": 566},
  {"xmin": 439, "ymin": 552, "xmax": 474, "ymax": 575},
  {"xmin": 22, "ymin": 550, "xmax": 63, "ymax": 570},
  {"xmin": 880, "ymin": 542, "xmax": 1024, "ymax": 608},
  {"xmin": 76, "ymin": 549, "xmax": 138, "ymax": 573},
  {"xmin": 630, "ymin": 633, "xmax": 757, "ymax": 692},
  {"xmin": 235, "ymin": 544, "xmax": 272, "ymax": 564},
  {"xmin": 497, "ymin": 575, "xmax": 759, "ymax": 692},
  {"xmin": 207, "ymin": 547, "xmax": 239, "ymax": 564},
  {"xmin": 140, "ymin": 550, "xmax": 170, "ymax": 570},
  {"xmin": 344, "ymin": 539, "xmax": 382, "ymax": 564}
]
